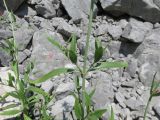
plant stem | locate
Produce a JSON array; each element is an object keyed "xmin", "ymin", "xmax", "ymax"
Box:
[
  {"xmin": 82, "ymin": 0, "xmax": 95, "ymax": 119},
  {"xmin": 143, "ymin": 96, "xmax": 152, "ymax": 120}
]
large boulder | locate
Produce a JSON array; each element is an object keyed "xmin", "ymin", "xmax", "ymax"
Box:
[
  {"xmin": 100, "ymin": 0, "xmax": 160, "ymax": 23},
  {"xmin": 0, "ymin": 0, "xmax": 25, "ymax": 12},
  {"xmin": 30, "ymin": 30, "xmax": 69, "ymax": 79},
  {"xmin": 61, "ymin": 0, "xmax": 97, "ymax": 22}
]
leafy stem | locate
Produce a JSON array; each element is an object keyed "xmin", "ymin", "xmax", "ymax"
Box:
[{"xmin": 82, "ymin": 0, "xmax": 95, "ymax": 118}]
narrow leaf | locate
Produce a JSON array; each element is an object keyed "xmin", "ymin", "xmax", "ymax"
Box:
[
  {"xmin": 94, "ymin": 47, "xmax": 103, "ymax": 63},
  {"xmin": 29, "ymin": 68, "xmax": 73, "ymax": 84},
  {"xmin": 90, "ymin": 109, "xmax": 107, "ymax": 118},
  {"xmin": 74, "ymin": 98, "xmax": 82, "ymax": 119},
  {"xmin": 24, "ymin": 114, "xmax": 32, "ymax": 120},
  {"xmin": 94, "ymin": 61, "xmax": 128, "ymax": 70},
  {"xmin": 48, "ymin": 37, "xmax": 65, "ymax": 53},
  {"xmin": 27, "ymin": 86, "xmax": 50, "ymax": 98},
  {"xmin": 109, "ymin": 107, "xmax": 114, "ymax": 120},
  {"xmin": 0, "ymin": 109, "xmax": 21, "ymax": 116}
]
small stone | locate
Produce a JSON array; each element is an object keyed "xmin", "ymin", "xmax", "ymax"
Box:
[
  {"xmin": 50, "ymin": 96, "xmax": 75, "ymax": 117},
  {"xmin": 122, "ymin": 18, "xmax": 153, "ymax": 43}
]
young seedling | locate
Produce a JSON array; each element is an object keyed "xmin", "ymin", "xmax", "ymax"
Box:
[
  {"xmin": 48, "ymin": 0, "xmax": 128, "ymax": 119},
  {"xmin": 143, "ymin": 72, "xmax": 160, "ymax": 120}
]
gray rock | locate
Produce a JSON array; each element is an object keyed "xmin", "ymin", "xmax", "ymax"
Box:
[
  {"xmin": 0, "ymin": 50, "xmax": 12, "ymax": 66},
  {"xmin": 115, "ymin": 92, "xmax": 126, "ymax": 108},
  {"xmin": 15, "ymin": 26, "xmax": 34, "ymax": 51},
  {"xmin": 0, "ymin": 0, "xmax": 25, "ymax": 11},
  {"xmin": 31, "ymin": 30, "xmax": 69, "ymax": 79},
  {"xmin": 56, "ymin": 82, "xmax": 75, "ymax": 95},
  {"xmin": 15, "ymin": 4, "xmax": 37, "ymax": 17},
  {"xmin": 94, "ymin": 23, "xmax": 108, "ymax": 36},
  {"xmin": 52, "ymin": 17, "xmax": 82, "ymax": 38},
  {"xmin": 99, "ymin": 0, "xmax": 160, "ymax": 23},
  {"xmin": 0, "ymin": 29, "xmax": 12, "ymax": 40},
  {"xmin": 50, "ymin": 96, "xmax": 75, "ymax": 117},
  {"xmin": 122, "ymin": 18, "xmax": 153, "ymax": 43},
  {"xmin": 153, "ymin": 103, "xmax": 160, "ymax": 117},
  {"xmin": 126, "ymin": 57, "xmax": 138, "ymax": 77},
  {"xmin": 124, "ymin": 97, "xmax": 144, "ymax": 111},
  {"xmin": 34, "ymin": 0, "xmax": 60, "ymax": 18},
  {"xmin": 41, "ymin": 80, "xmax": 54, "ymax": 93},
  {"xmin": 61, "ymin": 0, "xmax": 97, "ymax": 22},
  {"xmin": 91, "ymin": 71, "xmax": 114, "ymax": 108},
  {"xmin": 108, "ymin": 24, "xmax": 122, "ymax": 40}
]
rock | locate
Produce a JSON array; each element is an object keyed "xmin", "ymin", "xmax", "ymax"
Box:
[
  {"xmin": 124, "ymin": 97, "xmax": 144, "ymax": 111},
  {"xmin": 0, "ymin": 0, "xmax": 25, "ymax": 11},
  {"xmin": 50, "ymin": 96, "xmax": 75, "ymax": 117},
  {"xmin": 34, "ymin": 0, "xmax": 60, "ymax": 18},
  {"xmin": 30, "ymin": 30, "xmax": 69, "ymax": 79},
  {"xmin": 0, "ymin": 29, "xmax": 12, "ymax": 40},
  {"xmin": 115, "ymin": 92, "xmax": 126, "ymax": 108},
  {"xmin": 126, "ymin": 57, "xmax": 138, "ymax": 77},
  {"xmin": 41, "ymin": 80, "xmax": 54, "ymax": 93},
  {"xmin": 15, "ymin": 26, "xmax": 34, "ymax": 50},
  {"xmin": 61, "ymin": 0, "xmax": 97, "ymax": 22},
  {"xmin": 108, "ymin": 24, "xmax": 122, "ymax": 40},
  {"xmin": 52, "ymin": 17, "xmax": 82, "ymax": 38},
  {"xmin": 108, "ymin": 41, "xmax": 121, "ymax": 58},
  {"xmin": 99, "ymin": 0, "xmax": 160, "ymax": 23},
  {"xmin": 94, "ymin": 23, "xmax": 108, "ymax": 36},
  {"xmin": 56, "ymin": 82, "xmax": 75, "ymax": 94},
  {"xmin": 153, "ymin": 103, "xmax": 160, "ymax": 118},
  {"xmin": 122, "ymin": 18, "xmax": 153, "ymax": 43},
  {"xmin": 121, "ymin": 79, "xmax": 138, "ymax": 88},
  {"xmin": 91, "ymin": 71, "xmax": 114, "ymax": 108},
  {"xmin": 56, "ymin": 82, "xmax": 75, "ymax": 99},
  {"xmin": 15, "ymin": 4, "xmax": 37, "ymax": 17}
]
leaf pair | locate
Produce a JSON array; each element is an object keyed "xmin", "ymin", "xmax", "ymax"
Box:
[
  {"xmin": 48, "ymin": 34, "xmax": 78, "ymax": 64},
  {"xmin": 94, "ymin": 38, "xmax": 104, "ymax": 63}
]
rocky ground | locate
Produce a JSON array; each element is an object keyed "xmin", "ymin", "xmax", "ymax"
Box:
[{"xmin": 0, "ymin": 0, "xmax": 160, "ymax": 120}]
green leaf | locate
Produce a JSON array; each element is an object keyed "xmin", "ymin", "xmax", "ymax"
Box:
[
  {"xmin": 89, "ymin": 89, "xmax": 96, "ymax": 98},
  {"xmin": 8, "ymin": 73, "xmax": 15, "ymax": 87},
  {"xmin": 90, "ymin": 109, "xmax": 107, "ymax": 118},
  {"xmin": 74, "ymin": 97, "xmax": 82, "ymax": 119},
  {"xmin": 87, "ymin": 115, "xmax": 98, "ymax": 120},
  {"xmin": 69, "ymin": 50, "xmax": 77, "ymax": 64},
  {"xmin": 0, "ymin": 91, "xmax": 19, "ymax": 101},
  {"xmin": 85, "ymin": 92, "xmax": 92, "ymax": 109},
  {"xmin": 9, "ymin": 11, "xmax": 16, "ymax": 23},
  {"xmin": 0, "ymin": 104, "xmax": 19, "ymax": 111},
  {"xmin": 11, "ymin": 61, "xmax": 19, "ymax": 79},
  {"xmin": 29, "ymin": 68, "xmax": 73, "ymax": 84},
  {"xmin": 24, "ymin": 114, "xmax": 32, "ymax": 120},
  {"xmin": 27, "ymin": 86, "xmax": 50, "ymax": 99},
  {"xmin": 94, "ymin": 47, "xmax": 103, "ymax": 63},
  {"xmin": 94, "ymin": 61, "xmax": 128, "ymax": 70},
  {"xmin": 94, "ymin": 38, "xmax": 104, "ymax": 63},
  {"xmin": 0, "ymin": 109, "xmax": 21, "ymax": 116},
  {"xmin": 69, "ymin": 34, "xmax": 77, "ymax": 64},
  {"xmin": 70, "ymin": 34, "xmax": 77, "ymax": 51},
  {"xmin": 48, "ymin": 36, "xmax": 65, "ymax": 53},
  {"xmin": 109, "ymin": 107, "xmax": 114, "ymax": 120}
]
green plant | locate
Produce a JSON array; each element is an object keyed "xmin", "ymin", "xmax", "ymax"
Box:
[
  {"xmin": 0, "ymin": 0, "xmax": 72, "ymax": 119},
  {"xmin": 48, "ymin": 0, "xmax": 128, "ymax": 119},
  {"xmin": 143, "ymin": 72, "xmax": 160, "ymax": 120}
]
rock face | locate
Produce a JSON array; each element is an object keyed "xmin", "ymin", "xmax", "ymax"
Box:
[
  {"xmin": 100, "ymin": 0, "xmax": 160, "ymax": 23},
  {"xmin": 31, "ymin": 30, "xmax": 69, "ymax": 78},
  {"xmin": 0, "ymin": 0, "xmax": 25, "ymax": 11},
  {"xmin": 61, "ymin": 0, "xmax": 97, "ymax": 22},
  {"xmin": 122, "ymin": 18, "xmax": 153, "ymax": 43}
]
